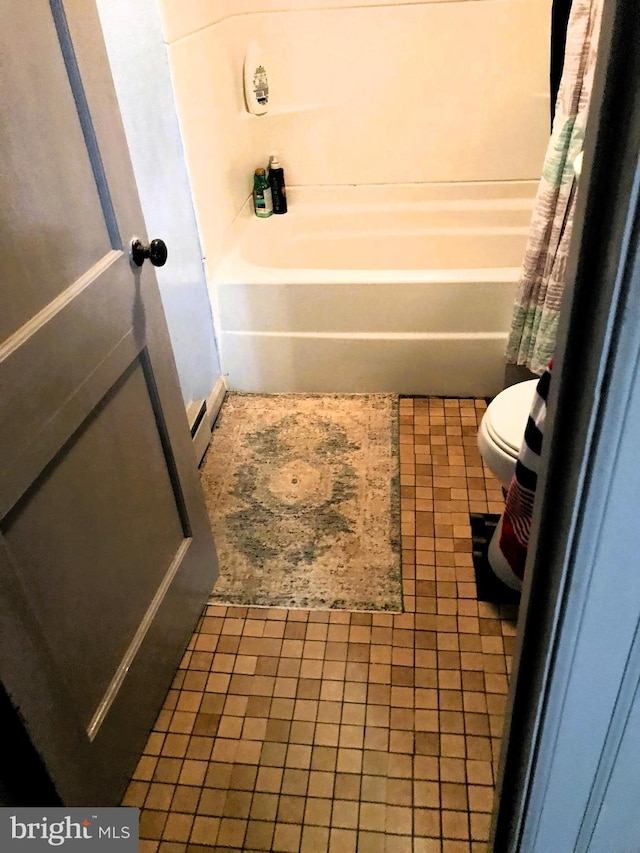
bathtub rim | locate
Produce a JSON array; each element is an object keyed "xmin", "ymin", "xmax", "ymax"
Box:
[{"xmin": 212, "ymin": 180, "xmax": 535, "ymax": 286}]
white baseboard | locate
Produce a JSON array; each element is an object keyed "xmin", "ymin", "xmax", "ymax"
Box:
[
  {"xmin": 205, "ymin": 375, "xmax": 228, "ymax": 432},
  {"xmin": 187, "ymin": 376, "xmax": 228, "ymax": 467}
]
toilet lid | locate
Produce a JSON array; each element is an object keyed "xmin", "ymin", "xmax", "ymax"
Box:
[{"xmin": 485, "ymin": 379, "xmax": 538, "ymax": 456}]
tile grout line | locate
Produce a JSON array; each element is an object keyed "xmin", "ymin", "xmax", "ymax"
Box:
[{"xmin": 128, "ymin": 396, "xmax": 515, "ymax": 853}]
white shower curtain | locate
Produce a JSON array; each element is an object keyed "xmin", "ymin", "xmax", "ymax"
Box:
[{"xmin": 506, "ymin": 0, "xmax": 604, "ymax": 374}]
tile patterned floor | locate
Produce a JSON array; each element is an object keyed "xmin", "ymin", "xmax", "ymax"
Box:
[{"xmin": 125, "ymin": 397, "xmax": 519, "ymax": 852}]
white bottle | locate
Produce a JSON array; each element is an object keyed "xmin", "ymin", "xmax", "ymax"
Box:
[{"xmin": 244, "ymin": 43, "xmax": 269, "ymax": 116}]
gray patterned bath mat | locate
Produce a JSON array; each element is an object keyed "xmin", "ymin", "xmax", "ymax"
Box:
[{"xmin": 201, "ymin": 394, "xmax": 402, "ymax": 611}]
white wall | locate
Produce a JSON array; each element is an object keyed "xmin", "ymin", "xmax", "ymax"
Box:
[
  {"xmin": 96, "ymin": 0, "xmax": 221, "ymax": 408},
  {"xmin": 159, "ymin": 0, "xmax": 550, "ymax": 267}
]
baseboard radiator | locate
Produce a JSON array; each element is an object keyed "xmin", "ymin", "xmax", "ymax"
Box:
[{"xmin": 186, "ymin": 376, "xmax": 227, "ymax": 466}]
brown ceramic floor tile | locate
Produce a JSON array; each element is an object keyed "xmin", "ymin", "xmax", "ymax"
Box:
[{"xmin": 127, "ymin": 397, "xmax": 518, "ymax": 850}]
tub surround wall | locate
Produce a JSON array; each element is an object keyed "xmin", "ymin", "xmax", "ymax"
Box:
[
  {"xmin": 160, "ymin": 0, "xmax": 550, "ymax": 269},
  {"xmin": 157, "ymin": 0, "xmax": 550, "ymax": 395},
  {"xmin": 160, "ymin": 0, "xmax": 523, "ymax": 40}
]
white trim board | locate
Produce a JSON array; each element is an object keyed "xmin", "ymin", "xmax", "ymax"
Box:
[
  {"xmin": 187, "ymin": 375, "xmax": 227, "ymax": 467},
  {"xmin": 205, "ymin": 375, "xmax": 227, "ymax": 432}
]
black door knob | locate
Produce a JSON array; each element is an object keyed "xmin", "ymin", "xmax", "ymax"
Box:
[{"xmin": 131, "ymin": 238, "xmax": 168, "ymax": 267}]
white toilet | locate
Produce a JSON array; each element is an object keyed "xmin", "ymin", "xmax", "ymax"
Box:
[
  {"xmin": 476, "ymin": 378, "xmax": 538, "ymax": 589},
  {"xmin": 477, "ymin": 379, "xmax": 538, "ymax": 488}
]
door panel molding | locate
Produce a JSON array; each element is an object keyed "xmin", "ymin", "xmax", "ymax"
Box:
[
  {"xmin": 2, "ymin": 357, "xmax": 188, "ymax": 725},
  {"xmin": 62, "ymin": 0, "xmax": 147, "ymax": 247},
  {"xmin": 49, "ymin": 0, "xmax": 120, "ymax": 247},
  {"xmin": 0, "ymin": 251, "xmax": 121, "ymax": 361},
  {"xmin": 139, "ymin": 347, "xmax": 192, "ymax": 538},
  {"xmin": 0, "ymin": 262, "xmax": 143, "ymax": 486},
  {"xmin": 0, "ymin": 323, "xmax": 137, "ymax": 518},
  {"xmin": 0, "ymin": 516, "xmax": 210, "ymax": 804},
  {"xmin": 88, "ymin": 537, "xmax": 192, "ymax": 741}
]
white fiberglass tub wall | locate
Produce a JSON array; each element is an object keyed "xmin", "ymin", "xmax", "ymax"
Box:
[{"xmin": 213, "ymin": 183, "xmax": 535, "ymax": 396}]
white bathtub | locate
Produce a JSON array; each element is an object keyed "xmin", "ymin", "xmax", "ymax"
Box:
[{"xmin": 212, "ymin": 183, "xmax": 535, "ymax": 396}]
